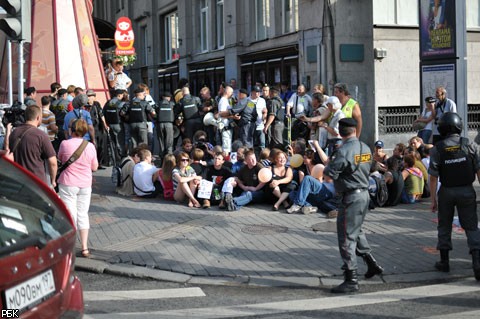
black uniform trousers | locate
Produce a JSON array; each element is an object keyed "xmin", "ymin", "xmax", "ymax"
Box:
[
  {"xmin": 156, "ymin": 122, "xmax": 174, "ymax": 157},
  {"xmin": 437, "ymin": 185, "xmax": 480, "ymax": 251}
]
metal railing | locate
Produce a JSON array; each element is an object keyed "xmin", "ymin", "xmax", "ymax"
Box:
[{"xmin": 378, "ymin": 104, "xmax": 480, "ymax": 134}]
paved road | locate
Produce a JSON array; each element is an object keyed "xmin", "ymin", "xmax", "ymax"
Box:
[{"xmin": 75, "ymin": 167, "xmax": 480, "ymax": 287}]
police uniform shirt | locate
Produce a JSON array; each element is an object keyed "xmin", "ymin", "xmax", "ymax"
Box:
[
  {"xmin": 268, "ymin": 96, "xmax": 284, "ymax": 121},
  {"xmin": 324, "ymin": 136, "xmax": 372, "ymax": 193},
  {"xmin": 428, "ymin": 134, "xmax": 480, "ymax": 184}
]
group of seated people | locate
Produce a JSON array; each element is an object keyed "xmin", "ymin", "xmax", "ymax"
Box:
[
  {"xmin": 371, "ymin": 136, "xmax": 431, "ymax": 207},
  {"xmin": 114, "ymin": 130, "xmax": 339, "ymax": 218},
  {"xmin": 113, "ymin": 130, "xmax": 430, "ymax": 217}
]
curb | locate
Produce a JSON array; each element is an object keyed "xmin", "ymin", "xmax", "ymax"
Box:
[{"xmin": 75, "ymin": 258, "xmax": 474, "ymax": 288}]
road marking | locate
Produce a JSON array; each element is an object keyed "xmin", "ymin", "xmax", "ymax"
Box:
[
  {"xmin": 84, "ymin": 279, "xmax": 480, "ymax": 319},
  {"xmin": 419, "ymin": 310, "xmax": 480, "ymax": 319},
  {"xmin": 83, "ymin": 287, "xmax": 206, "ymax": 301}
]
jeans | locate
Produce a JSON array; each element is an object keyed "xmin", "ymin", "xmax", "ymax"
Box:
[
  {"xmin": 417, "ymin": 129, "xmax": 432, "ymax": 144},
  {"xmin": 234, "ymin": 190, "xmax": 265, "ymax": 208},
  {"xmin": 254, "ymin": 129, "xmax": 265, "ymax": 149},
  {"xmin": 289, "ymin": 175, "xmax": 336, "ymax": 213},
  {"xmin": 401, "ymin": 189, "xmax": 416, "ymax": 204}
]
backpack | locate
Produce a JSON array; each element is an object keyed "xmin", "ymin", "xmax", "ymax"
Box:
[
  {"xmin": 369, "ymin": 174, "xmax": 389, "ymax": 208},
  {"xmin": 112, "ymin": 158, "xmax": 132, "ymax": 187}
]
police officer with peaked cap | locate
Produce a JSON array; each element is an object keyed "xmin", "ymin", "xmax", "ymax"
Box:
[
  {"xmin": 428, "ymin": 112, "xmax": 480, "ymax": 280},
  {"xmin": 324, "ymin": 118, "xmax": 384, "ymax": 293}
]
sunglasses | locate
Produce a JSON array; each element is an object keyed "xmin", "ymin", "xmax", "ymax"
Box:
[{"xmin": 181, "ymin": 158, "xmax": 189, "ymax": 162}]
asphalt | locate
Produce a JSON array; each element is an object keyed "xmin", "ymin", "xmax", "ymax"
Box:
[{"xmin": 74, "ymin": 167, "xmax": 480, "ymax": 288}]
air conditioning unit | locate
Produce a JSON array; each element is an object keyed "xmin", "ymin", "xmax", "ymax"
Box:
[{"xmin": 374, "ymin": 48, "xmax": 387, "ymax": 60}]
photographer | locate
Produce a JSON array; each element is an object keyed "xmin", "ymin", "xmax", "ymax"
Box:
[{"xmin": 193, "ymin": 130, "xmax": 214, "ymax": 164}]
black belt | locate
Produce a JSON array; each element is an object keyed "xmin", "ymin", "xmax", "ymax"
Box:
[{"xmin": 340, "ymin": 188, "xmax": 367, "ymax": 196}]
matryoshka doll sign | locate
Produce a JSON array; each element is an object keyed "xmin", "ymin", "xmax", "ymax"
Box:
[{"xmin": 115, "ymin": 17, "xmax": 136, "ymax": 55}]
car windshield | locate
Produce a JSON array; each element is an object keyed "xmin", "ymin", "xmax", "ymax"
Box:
[{"xmin": 0, "ymin": 158, "xmax": 73, "ymax": 255}]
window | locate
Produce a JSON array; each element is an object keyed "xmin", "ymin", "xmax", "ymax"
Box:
[
  {"xmin": 373, "ymin": 0, "xmax": 418, "ymax": 25},
  {"xmin": 282, "ymin": 0, "xmax": 298, "ymax": 34},
  {"xmin": 200, "ymin": 0, "xmax": 209, "ymax": 52},
  {"xmin": 255, "ymin": 0, "xmax": 269, "ymax": 40},
  {"xmin": 164, "ymin": 12, "xmax": 179, "ymax": 62},
  {"xmin": 216, "ymin": 0, "xmax": 224, "ymax": 48},
  {"xmin": 467, "ymin": 0, "xmax": 480, "ymax": 28}
]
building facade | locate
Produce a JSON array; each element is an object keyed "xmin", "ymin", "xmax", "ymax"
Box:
[{"xmin": 92, "ymin": 0, "xmax": 480, "ymax": 148}]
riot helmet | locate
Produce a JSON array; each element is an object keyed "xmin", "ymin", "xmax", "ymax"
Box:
[{"xmin": 437, "ymin": 112, "xmax": 462, "ymax": 137}]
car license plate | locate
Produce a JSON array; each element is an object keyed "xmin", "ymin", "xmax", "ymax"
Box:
[{"xmin": 4, "ymin": 269, "xmax": 56, "ymax": 311}]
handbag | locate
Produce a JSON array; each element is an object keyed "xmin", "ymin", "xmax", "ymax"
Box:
[
  {"xmin": 412, "ymin": 121, "xmax": 427, "ymax": 131},
  {"xmin": 55, "ymin": 140, "xmax": 89, "ymax": 192}
]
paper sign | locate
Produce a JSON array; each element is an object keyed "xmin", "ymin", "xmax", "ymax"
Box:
[{"xmin": 197, "ymin": 180, "xmax": 213, "ymax": 199}]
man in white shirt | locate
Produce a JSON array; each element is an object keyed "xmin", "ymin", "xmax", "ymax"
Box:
[
  {"xmin": 216, "ymin": 85, "xmax": 240, "ymax": 153},
  {"xmin": 133, "ymin": 149, "xmax": 161, "ymax": 198},
  {"xmin": 432, "ymin": 86, "xmax": 457, "ymax": 144},
  {"xmin": 251, "ymin": 86, "xmax": 267, "ymax": 150},
  {"xmin": 108, "ymin": 60, "xmax": 132, "ymax": 91}
]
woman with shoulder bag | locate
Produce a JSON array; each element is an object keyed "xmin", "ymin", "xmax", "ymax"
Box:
[{"xmin": 57, "ymin": 119, "xmax": 98, "ymax": 258}]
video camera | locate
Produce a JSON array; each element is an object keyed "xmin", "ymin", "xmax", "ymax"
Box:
[{"xmin": 1, "ymin": 101, "xmax": 26, "ymax": 127}]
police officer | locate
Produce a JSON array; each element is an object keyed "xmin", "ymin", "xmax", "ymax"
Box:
[
  {"xmin": 178, "ymin": 86, "xmax": 203, "ymax": 141},
  {"xmin": 428, "ymin": 112, "xmax": 480, "ymax": 280},
  {"xmin": 155, "ymin": 92, "xmax": 175, "ymax": 157},
  {"xmin": 104, "ymin": 89, "xmax": 125, "ymax": 160},
  {"xmin": 324, "ymin": 118, "xmax": 383, "ymax": 293},
  {"xmin": 263, "ymin": 85, "xmax": 284, "ymax": 148},
  {"xmin": 120, "ymin": 88, "xmax": 155, "ymax": 152}
]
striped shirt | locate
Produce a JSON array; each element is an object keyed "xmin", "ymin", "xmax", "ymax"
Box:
[
  {"xmin": 172, "ymin": 166, "xmax": 196, "ymax": 191},
  {"xmin": 41, "ymin": 109, "xmax": 57, "ymax": 141}
]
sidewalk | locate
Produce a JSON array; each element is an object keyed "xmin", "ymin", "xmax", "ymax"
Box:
[{"xmin": 75, "ymin": 168, "xmax": 479, "ymax": 287}]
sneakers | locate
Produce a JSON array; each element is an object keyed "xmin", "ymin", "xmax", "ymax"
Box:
[
  {"xmin": 302, "ymin": 206, "xmax": 318, "ymax": 214},
  {"xmin": 327, "ymin": 210, "xmax": 338, "ymax": 219},
  {"xmin": 224, "ymin": 193, "xmax": 237, "ymax": 211},
  {"xmin": 286, "ymin": 204, "xmax": 302, "ymax": 214},
  {"xmin": 203, "ymin": 199, "xmax": 211, "ymax": 209}
]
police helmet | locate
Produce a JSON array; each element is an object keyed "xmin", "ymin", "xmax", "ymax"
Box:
[{"xmin": 437, "ymin": 112, "xmax": 462, "ymax": 136}]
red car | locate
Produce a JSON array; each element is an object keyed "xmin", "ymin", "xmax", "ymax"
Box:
[{"xmin": 0, "ymin": 156, "xmax": 84, "ymax": 318}]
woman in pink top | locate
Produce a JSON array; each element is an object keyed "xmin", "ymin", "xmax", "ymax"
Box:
[{"xmin": 58, "ymin": 119, "xmax": 98, "ymax": 258}]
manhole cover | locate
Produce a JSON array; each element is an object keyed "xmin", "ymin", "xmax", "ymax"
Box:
[
  {"xmin": 241, "ymin": 224, "xmax": 288, "ymax": 235},
  {"xmin": 311, "ymin": 222, "xmax": 337, "ymax": 233}
]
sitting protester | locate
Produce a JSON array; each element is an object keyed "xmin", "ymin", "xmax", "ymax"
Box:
[
  {"xmin": 158, "ymin": 153, "xmax": 176, "ymax": 200},
  {"xmin": 401, "ymin": 154, "xmax": 424, "ymax": 204},
  {"xmin": 133, "ymin": 149, "xmax": 161, "ymax": 198},
  {"xmin": 116, "ymin": 146, "xmax": 144, "ymax": 196},
  {"xmin": 224, "ymin": 149, "xmax": 266, "ymax": 211},
  {"xmin": 383, "ymin": 157, "xmax": 404, "ymax": 207},
  {"xmin": 287, "ymin": 164, "xmax": 337, "ymax": 217},
  {"xmin": 190, "ymin": 147, "xmax": 207, "ymax": 177},
  {"xmin": 202, "ymin": 152, "xmax": 233, "ymax": 208},
  {"xmin": 172, "ymin": 152, "xmax": 202, "ymax": 208},
  {"xmin": 265, "ymin": 150, "xmax": 295, "ymax": 211}
]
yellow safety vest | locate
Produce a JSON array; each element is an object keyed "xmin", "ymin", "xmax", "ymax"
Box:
[{"xmin": 341, "ymin": 98, "xmax": 357, "ymax": 118}]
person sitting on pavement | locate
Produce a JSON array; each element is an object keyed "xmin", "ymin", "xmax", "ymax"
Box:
[
  {"xmin": 190, "ymin": 148, "xmax": 207, "ymax": 177},
  {"xmin": 383, "ymin": 157, "xmax": 404, "ymax": 207},
  {"xmin": 224, "ymin": 149, "xmax": 266, "ymax": 211},
  {"xmin": 259, "ymin": 147, "xmax": 272, "ymax": 167},
  {"xmin": 264, "ymin": 150, "xmax": 295, "ymax": 211},
  {"xmin": 287, "ymin": 164, "xmax": 337, "ymax": 217},
  {"xmin": 297, "ymin": 148, "xmax": 321, "ymax": 184},
  {"xmin": 404, "ymin": 146, "xmax": 429, "ymax": 197},
  {"xmin": 158, "ymin": 153, "xmax": 176, "ymax": 201},
  {"xmin": 116, "ymin": 145, "xmax": 145, "ymax": 196},
  {"xmin": 409, "ymin": 136, "xmax": 429, "ymax": 159},
  {"xmin": 373, "ymin": 140, "xmax": 388, "ymax": 173},
  {"xmin": 231, "ymin": 146, "xmax": 246, "ymax": 174},
  {"xmin": 392, "ymin": 142, "xmax": 406, "ymax": 171},
  {"xmin": 203, "ymin": 152, "xmax": 233, "ymax": 209},
  {"xmin": 401, "ymin": 153, "xmax": 424, "ymax": 204},
  {"xmin": 172, "ymin": 152, "xmax": 202, "ymax": 208},
  {"xmin": 133, "ymin": 149, "xmax": 162, "ymax": 198}
]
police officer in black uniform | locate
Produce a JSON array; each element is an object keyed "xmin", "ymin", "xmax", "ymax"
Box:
[
  {"xmin": 428, "ymin": 112, "xmax": 480, "ymax": 280},
  {"xmin": 155, "ymin": 92, "xmax": 175, "ymax": 157},
  {"xmin": 178, "ymin": 86, "xmax": 203, "ymax": 141},
  {"xmin": 120, "ymin": 88, "xmax": 155, "ymax": 152},
  {"xmin": 263, "ymin": 85, "xmax": 284, "ymax": 148},
  {"xmin": 104, "ymin": 89, "xmax": 126, "ymax": 160},
  {"xmin": 324, "ymin": 118, "xmax": 384, "ymax": 293}
]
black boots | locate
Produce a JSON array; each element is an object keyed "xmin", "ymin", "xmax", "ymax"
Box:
[
  {"xmin": 435, "ymin": 250, "xmax": 450, "ymax": 272},
  {"xmin": 331, "ymin": 270, "xmax": 359, "ymax": 293},
  {"xmin": 363, "ymin": 253, "xmax": 384, "ymax": 278},
  {"xmin": 472, "ymin": 250, "xmax": 480, "ymax": 281}
]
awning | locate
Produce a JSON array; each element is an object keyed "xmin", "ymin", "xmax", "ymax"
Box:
[{"xmin": 93, "ymin": 17, "xmax": 115, "ymax": 50}]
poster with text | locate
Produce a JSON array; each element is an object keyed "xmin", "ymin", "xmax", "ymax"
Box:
[
  {"xmin": 419, "ymin": 0, "xmax": 456, "ymax": 59},
  {"xmin": 421, "ymin": 64, "xmax": 455, "ymax": 104}
]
